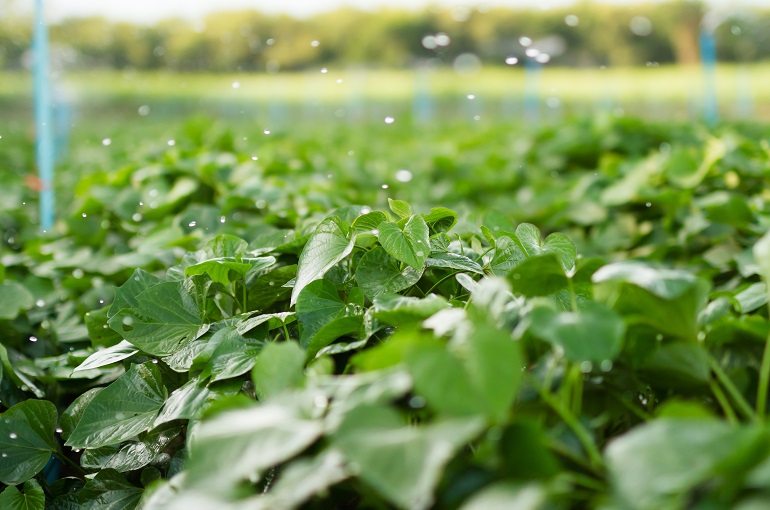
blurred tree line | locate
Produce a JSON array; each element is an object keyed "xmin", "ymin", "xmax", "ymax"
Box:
[{"xmin": 1, "ymin": 0, "xmax": 768, "ymax": 72}]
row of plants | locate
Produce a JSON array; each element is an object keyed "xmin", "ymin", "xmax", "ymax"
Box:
[{"xmin": 1, "ymin": 116, "xmax": 770, "ymax": 508}]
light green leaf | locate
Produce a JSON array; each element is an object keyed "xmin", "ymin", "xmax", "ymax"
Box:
[
  {"xmin": 198, "ymin": 327, "xmax": 266, "ymax": 382},
  {"xmin": 606, "ymin": 419, "xmax": 767, "ymax": 510},
  {"xmin": 377, "ymin": 215, "xmax": 430, "ymax": 270},
  {"xmin": 0, "ymin": 282, "xmax": 34, "ymax": 320},
  {"xmin": 372, "ymin": 294, "xmax": 450, "ymax": 326},
  {"xmin": 0, "ymin": 479, "xmax": 45, "ymax": 510},
  {"xmin": 356, "ymin": 247, "xmax": 422, "ymax": 300},
  {"xmin": 425, "ymin": 252, "xmax": 483, "ymax": 274},
  {"xmin": 77, "ymin": 469, "xmax": 143, "ymax": 510},
  {"xmin": 252, "ymin": 341, "xmax": 306, "ymax": 400},
  {"xmin": 81, "ymin": 423, "xmax": 183, "ymax": 472},
  {"xmin": 66, "ymin": 363, "xmax": 167, "ymax": 449},
  {"xmin": 459, "ymin": 482, "xmax": 548, "ymax": 510},
  {"xmin": 0, "ymin": 400, "xmax": 58, "ymax": 485},
  {"xmin": 488, "ymin": 236, "xmax": 526, "ymax": 276},
  {"xmin": 388, "ymin": 198, "xmax": 413, "ymax": 219},
  {"xmin": 155, "ymin": 377, "xmax": 237, "ymax": 426},
  {"xmin": 352, "ymin": 211, "xmax": 388, "ymax": 235},
  {"xmin": 185, "ymin": 257, "xmax": 274, "ymax": 286},
  {"xmin": 186, "ymin": 394, "xmax": 324, "ymax": 494},
  {"xmin": 291, "ymin": 216, "xmax": 356, "ymax": 305},
  {"xmin": 527, "ymin": 303, "xmax": 625, "ymax": 363},
  {"xmin": 109, "ymin": 281, "xmax": 210, "ymax": 356},
  {"xmin": 514, "ymin": 224, "xmax": 576, "ymax": 271},
  {"xmin": 75, "ymin": 341, "xmax": 139, "ymax": 372},
  {"xmin": 332, "ymin": 405, "xmax": 484, "ymax": 510},
  {"xmin": 422, "ymin": 207, "xmax": 458, "ymax": 234}
]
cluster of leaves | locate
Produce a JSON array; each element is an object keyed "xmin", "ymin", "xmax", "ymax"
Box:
[{"xmin": 2, "ymin": 116, "xmax": 770, "ymax": 508}]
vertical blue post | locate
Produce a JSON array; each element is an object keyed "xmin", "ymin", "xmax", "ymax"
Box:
[
  {"xmin": 34, "ymin": 0, "xmax": 55, "ymax": 231},
  {"xmin": 524, "ymin": 57, "xmax": 541, "ymax": 123},
  {"xmin": 412, "ymin": 67, "xmax": 433, "ymax": 125},
  {"xmin": 699, "ymin": 29, "xmax": 718, "ymax": 126}
]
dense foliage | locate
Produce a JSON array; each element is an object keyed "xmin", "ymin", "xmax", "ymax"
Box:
[
  {"xmin": 2, "ymin": 0, "xmax": 770, "ymax": 71},
  {"xmin": 2, "ymin": 116, "xmax": 770, "ymax": 509}
]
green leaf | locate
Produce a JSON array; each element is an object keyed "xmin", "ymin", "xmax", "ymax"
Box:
[
  {"xmin": 74, "ymin": 341, "xmax": 139, "ymax": 372},
  {"xmin": 77, "ymin": 469, "xmax": 143, "ymax": 510},
  {"xmin": 459, "ymin": 482, "xmax": 548, "ymax": 510},
  {"xmin": 527, "ymin": 303, "xmax": 625, "ymax": 363},
  {"xmin": 306, "ymin": 316, "xmax": 364, "ymax": 360},
  {"xmin": 66, "ymin": 363, "xmax": 167, "ymax": 449},
  {"xmin": 291, "ymin": 216, "xmax": 356, "ymax": 305},
  {"xmin": 487, "ymin": 236, "xmax": 526, "ymax": 276},
  {"xmin": 605, "ymin": 419, "xmax": 768, "ymax": 510},
  {"xmin": 60, "ymin": 388, "xmax": 104, "ymax": 440},
  {"xmin": 593, "ymin": 262, "xmax": 710, "ymax": 341},
  {"xmin": 377, "ymin": 215, "xmax": 430, "ymax": 270},
  {"xmin": 0, "ymin": 282, "xmax": 34, "ymax": 320},
  {"xmin": 296, "ymin": 279, "xmax": 348, "ymax": 349},
  {"xmin": 154, "ymin": 377, "xmax": 237, "ymax": 426},
  {"xmin": 422, "ymin": 207, "xmax": 458, "ymax": 234},
  {"xmin": 332, "ymin": 405, "xmax": 484, "ymax": 510},
  {"xmin": 352, "ymin": 211, "xmax": 388, "ymax": 235},
  {"xmin": 372, "ymin": 294, "xmax": 450, "ymax": 326},
  {"xmin": 425, "ymin": 252, "xmax": 484, "ymax": 274},
  {"xmin": 0, "ymin": 400, "xmax": 58, "ymax": 485},
  {"xmin": 85, "ymin": 306, "xmax": 124, "ymax": 348},
  {"xmin": 388, "ymin": 198, "xmax": 413, "ymax": 219},
  {"xmin": 108, "ymin": 269, "xmax": 162, "ymax": 318},
  {"xmin": 753, "ymin": 231, "xmax": 770, "ymax": 305},
  {"xmin": 508, "ymin": 254, "xmax": 569, "ymax": 297},
  {"xmin": 185, "ymin": 256, "xmax": 274, "ymax": 286},
  {"xmin": 81, "ymin": 422, "xmax": 182, "ymax": 472},
  {"xmin": 252, "ymin": 341, "xmax": 306, "ymax": 400},
  {"xmin": 356, "ymin": 247, "xmax": 422, "ymax": 300},
  {"xmin": 203, "ymin": 234, "xmax": 248, "ymax": 258},
  {"xmin": 186, "ymin": 394, "xmax": 324, "ymax": 494},
  {"xmin": 0, "ymin": 479, "xmax": 45, "ymax": 510},
  {"xmin": 196, "ymin": 327, "xmax": 267, "ymax": 382},
  {"xmin": 108, "ymin": 281, "xmax": 210, "ymax": 356},
  {"xmin": 512, "ymin": 224, "xmax": 576, "ymax": 272}
]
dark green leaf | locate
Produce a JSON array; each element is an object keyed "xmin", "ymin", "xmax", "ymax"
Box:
[
  {"xmin": 0, "ymin": 479, "xmax": 45, "ymax": 510},
  {"xmin": 356, "ymin": 247, "xmax": 422, "ymax": 300},
  {"xmin": 0, "ymin": 400, "xmax": 58, "ymax": 485}
]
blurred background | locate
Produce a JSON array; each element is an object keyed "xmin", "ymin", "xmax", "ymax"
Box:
[{"xmin": 1, "ymin": 0, "xmax": 769, "ymax": 228}]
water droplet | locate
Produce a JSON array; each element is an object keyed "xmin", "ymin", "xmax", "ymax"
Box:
[
  {"xmin": 416, "ymin": 251, "xmax": 424, "ymax": 257},
  {"xmin": 336, "ymin": 78, "xmax": 343, "ymax": 84},
  {"xmin": 467, "ymin": 94, "xmax": 476, "ymax": 100},
  {"xmin": 600, "ymin": 360, "xmax": 613, "ymax": 372},
  {"xmin": 268, "ymin": 281, "xmax": 275, "ymax": 286},
  {"xmin": 474, "ymin": 115, "xmax": 481, "ymax": 121},
  {"xmin": 422, "ymin": 35, "xmax": 437, "ymax": 50},
  {"xmin": 167, "ymin": 139, "xmax": 175, "ymax": 146},
  {"xmin": 395, "ymin": 169, "xmax": 413, "ymax": 182},
  {"xmin": 102, "ymin": 138, "xmax": 112, "ymax": 146},
  {"xmin": 371, "ymin": 229, "xmax": 379, "ymax": 236},
  {"xmin": 519, "ymin": 36, "xmax": 532, "ymax": 47},
  {"xmin": 99, "ymin": 299, "xmax": 105, "ymax": 304},
  {"xmin": 29, "ymin": 336, "xmax": 38, "ymax": 342},
  {"xmin": 505, "ymin": 56, "xmax": 518, "ymax": 65},
  {"xmin": 435, "ymin": 33, "xmax": 450, "ymax": 46},
  {"xmin": 645, "ymin": 202, "xmax": 652, "ymax": 208},
  {"xmin": 731, "ymin": 25, "xmax": 742, "ymax": 36},
  {"xmin": 381, "ymin": 184, "xmax": 389, "ymax": 189},
  {"xmin": 310, "ymin": 40, "xmax": 320, "ymax": 47},
  {"xmin": 255, "ymin": 200, "xmax": 267, "ymax": 209},
  {"xmin": 219, "ymin": 216, "xmax": 226, "ymax": 223},
  {"xmin": 152, "ymin": 359, "xmax": 159, "ymax": 364},
  {"xmin": 384, "ymin": 116, "xmax": 395, "ymax": 124},
  {"xmin": 132, "ymin": 213, "xmax": 143, "ymax": 222},
  {"xmin": 360, "ymin": 206, "xmax": 371, "ymax": 214},
  {"xmin": 630, "ymin": 16, "xmax": 653, "ymax": 36},
  {"xmin": 525, "ymin": 48, "xmax": 540, "ymax": 58},
  {"xmin": 409, "ymin": 396, "xmax": 426, "ymax": 409},
  {"xmin": 347, "ymin": 150, "xmax": 355, "ymax": 156},
  {"xmin": 138, "ymin": 105, "xmax": 150, "ymax": 116},
  {"xmin": 251, "ymin": 155, "xmax": 258, "ymax": 161},
  {"xmin": 9, "ymin": 432, "xmax": 17, "ymax": 439},
  {"xmin": 36, "ymin": 299, "xmax": 45, "ymax": 307},
  {"xmin": 188, "ymin": 221, "xmax": 197, "ymax": 227},
  {"xmin": 535, "ymin": 53, "xmax": 551, "ymax": 64},
  {"xmin": 122, "ymin": 316, "xmax": 133, "ymax": 326},
  {"xmin": 579, "ymin": 361, "xmax": 593, "ymax": 373},
  {"xmin": 81, "ymin": 212, "xmax": 87, "ymax": 218},
  {"xmin": 565, "ymin": 14, "xmax": 579, "ymax": 26},
  {"xmin": 1, "ymin": 453, "xmax": 6, "ymax": 458},
  {"xmin": 264, "ymin": 129, "xmax": 271, "ymax": 135},
  {"xmin": 266, "ymin": 38, "xmax": 275, "ymax": 45},
  {"xmin": 232, "ymin": 81, "xmax": 240, "ymax": 89},
  {"xmin": 55, "ymin": 428, "xmax": 63, "ymax": 434},
  {"xmin": 320, "ymin": 67, "xmax": 328, "ymax": 74}
]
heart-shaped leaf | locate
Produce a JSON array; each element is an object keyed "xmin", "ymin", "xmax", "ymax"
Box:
[
  {"xmin": 377, "ymin": 215, "xmax": 430, "ymax": 270},
  {"xmin": 0, "ymin": 479, "xmax": 45, "ymax": 510},
  {"xmin": 0, "ymin": 400, "xmax": 58, "ymax": 485},
  {"xmin": 291, "ymin": 216, "xmax": 356, "ymax": 305},
  {"xmin": 356, "ymin": 247, "xmax": 422, "ymax": 300}
]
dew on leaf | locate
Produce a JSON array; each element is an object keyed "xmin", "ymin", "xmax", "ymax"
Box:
[
  {"xmin": 505, "ymin": 56, "xmax": 519, "ymax": 65},
  {"xmin": 102, "ymin": 138, "xmax": 111, "ymax": 146},
  {"xmin": 384, "ymin": 116, "xmax": 395, "ymax": 124},
  {"xmin": 395, "ymin": 169, "xmax": 413, "ymax": 182},
  {"xmin": 29, "ymin": 336, "xmax": 37, "ymax": 342}
]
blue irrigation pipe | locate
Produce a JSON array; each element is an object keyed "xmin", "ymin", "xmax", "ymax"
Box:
[
  {"xmin": 524, "ymin": 57, "xmax": 541, "ymax": 124},
  {"xmin": 33, "ymin": 0, "xmax": 55, "ymax": 232},
  {"xmin": 699, "ymin": 29, "xmax": 718, "ymax": 126}
]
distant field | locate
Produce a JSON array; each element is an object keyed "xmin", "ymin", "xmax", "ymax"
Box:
[{"xmin": 2, "ymin": 64, "xmax": 769, "ymax": 122}]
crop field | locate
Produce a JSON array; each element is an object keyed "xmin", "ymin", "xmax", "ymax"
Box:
[{"xmin": 3, "ymin": 65, "xmax": 770, "ymax": 509}]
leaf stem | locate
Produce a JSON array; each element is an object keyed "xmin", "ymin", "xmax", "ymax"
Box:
[
  {"xmin": 757, "ymin": 331, "xmax": 770, "ymax": 420},
  {"xmin": 709, "ymin": 379, "xmax": 738, "ymax": 424},
  {"xmin": 708, "ymin": 355, "xmax": 756, "ymax": 422},
  {"xmin": 531, "ymin": 376, "xmax": 604, "ymax": 470},
  {"xmin": 424, "ymin": 271, "xmax": 461, "ymax": 296},
  {"xmin": 282, "ymin": 322, "xmax": 291, "ymax": 342}
]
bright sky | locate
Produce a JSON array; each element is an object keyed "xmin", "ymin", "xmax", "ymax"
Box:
[{"xmin": 31, "ymin": 0, "xmax": 767, "ymax": 23}]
